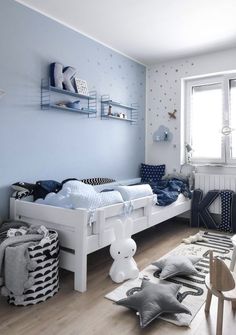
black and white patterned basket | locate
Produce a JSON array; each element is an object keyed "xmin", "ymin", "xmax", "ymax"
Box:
[{"xmin": 8, "ymin": 230, "xmax": 59, "ymax": 306}]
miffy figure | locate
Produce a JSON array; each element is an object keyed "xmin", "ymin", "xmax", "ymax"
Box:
[{"xmin": 109, "ymin": 218, "xmax": 139, "ymax": 283}]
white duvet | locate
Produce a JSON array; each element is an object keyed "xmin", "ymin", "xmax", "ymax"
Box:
[{"xmin": 35, "ymin": 180, "xmax": 154, "ymax": 210}]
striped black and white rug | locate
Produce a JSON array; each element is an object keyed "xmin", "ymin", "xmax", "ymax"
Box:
[{"xmin": 105, "ymin": 231, "xmax": 233, "ymax": 327}]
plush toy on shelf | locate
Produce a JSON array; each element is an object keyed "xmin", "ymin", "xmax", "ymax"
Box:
[
  {"xmin": 108, "ymin": 105, "xmax": 113, "ymax": 115},
  {"xmin": 109, "ymin": 218, "xmax": 139, "ymax": 283}
]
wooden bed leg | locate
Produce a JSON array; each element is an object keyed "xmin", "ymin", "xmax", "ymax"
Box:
[
  {"xmin": 97, "ymin": 209, "xmax": 105, "ymax": 247},
  {"xmin": 232, "ymin": 300, "xmax": 236, "ymax": 310},
  {"xmin": 144, "ymin": 199, "xmax": 152, "ymax": 227},
  {"xmin": 74, "ymin": 209, "xmax": 88, "ymax": 293}
]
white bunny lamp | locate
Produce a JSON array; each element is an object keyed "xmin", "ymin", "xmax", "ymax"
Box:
[{"xmin": 109, "ymin": 218, "xmax": 139, "ymax": 283}]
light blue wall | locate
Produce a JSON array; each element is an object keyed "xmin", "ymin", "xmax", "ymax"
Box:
[{"xmin": 0, "ymin": 0, "xmax": 146, "ymax": 220}]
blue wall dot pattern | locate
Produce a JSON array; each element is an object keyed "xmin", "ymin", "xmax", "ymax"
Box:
[
  {"xmin": 0, "ymin": 0, "xmax": 146, "ymax": 220},
  {"xmin": 219, "ymin": 191, "xmax": 233, "ymax": 233},
  {"xmin": 140, "ymin": 163, "xmax": 165, "ymax": 183}
]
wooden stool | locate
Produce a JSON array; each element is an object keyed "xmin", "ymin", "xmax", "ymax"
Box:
[
  {"xmin": 205, "ymin": 251, "xmax": 236, "ymax": 335},
  {"xmin": 230, "ymin": 235, "xmax": 236, "ymax": 271}
]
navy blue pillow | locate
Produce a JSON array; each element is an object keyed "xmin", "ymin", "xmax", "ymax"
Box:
[{"xmin": 140, "ymin": 163, "xmax": 165, "ymax": 183}]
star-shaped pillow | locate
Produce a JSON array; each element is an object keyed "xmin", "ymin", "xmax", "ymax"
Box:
[
  {"xmin": 116, "ymin": 280, "xmax": 191, "ymax": 328},
  {"xmin": 152, "ymin": 255, "xmax": 201, "ymax": 279}
]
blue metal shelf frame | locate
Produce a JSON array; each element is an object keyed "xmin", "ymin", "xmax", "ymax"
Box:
[
  {"xmin": 41, "ymin": 79, "xmax": 97, "ymax": 117},
  {"xmin": 101, "ymin": 95, "xmax": 138, "ymax": 124}
]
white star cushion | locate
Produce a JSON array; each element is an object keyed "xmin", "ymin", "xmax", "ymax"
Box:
[{"xmin": 152, "ymin": 255, "xmax": 201, "ymax": 279}]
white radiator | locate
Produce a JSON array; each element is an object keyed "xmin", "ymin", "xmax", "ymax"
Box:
[{"xmin": 194, "ymin": 173, "xmax": 236, "ymax": 214}]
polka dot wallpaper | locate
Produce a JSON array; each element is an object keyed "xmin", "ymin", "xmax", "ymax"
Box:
[
  {"xmin": 146, "ymin": 48, "xmax": 236, "ymax": 174},
  {"xmin": 146, "ymin": 59, "xmax": 196, "ymax": 173}
]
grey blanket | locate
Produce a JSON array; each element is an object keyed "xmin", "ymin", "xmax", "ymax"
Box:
[{"xmin": 0, "ymin": 224, "xmax": 46, "ymax": 302}]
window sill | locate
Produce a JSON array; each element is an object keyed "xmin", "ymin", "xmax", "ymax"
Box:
[{"xmin": 191, "ymin": 163, "xmax": 236, "ymax": 168}]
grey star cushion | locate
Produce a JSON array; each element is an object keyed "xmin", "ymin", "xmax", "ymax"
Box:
[
  {"xmin": 116, "ymin": 280, "xmax": 191, "ymax": 328},
  {"xmin": 152, "ymin": 255, "xmax": 201, "ymax": 280}
]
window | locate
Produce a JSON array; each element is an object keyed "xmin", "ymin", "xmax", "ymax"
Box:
[{"xmin": 184, "ymin": 72, "xmax": 236, "ymax": 165}]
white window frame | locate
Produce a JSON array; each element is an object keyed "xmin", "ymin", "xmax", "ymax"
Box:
[
  {"xmin": 183, "ymin": 72, "xmax": 236, "ymax": 165},
  {"xmin": 226, "ymin": 75, "xmax": 236, "ymax": 165}
]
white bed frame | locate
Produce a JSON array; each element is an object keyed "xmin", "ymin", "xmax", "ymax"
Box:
[{"xmin": 9, "ymin": 195, "xmax": 190, "ymax": 293}]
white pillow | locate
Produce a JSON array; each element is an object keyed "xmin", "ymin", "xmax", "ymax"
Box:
[
  {"xmin": 99, "ymin": 191, "xmax": 124, "ymax": 207},
  {"xmin": 35, "ymin": 192, "xmax": 72, "ymax": 208},
  {"xmin": 62, "ymin": 180, "xmax": 96, "ymax": 195},
  {"xmin": 59, "ymin": 187, "xmax": 72, "ymax": 196},
  {"xmin": 44, "ymin": 192, "xmax": 59, "ymax": 204},
  {"xmin": 70, "ymin": 192, "xmax": 101, "ymax": 209},
  {"xmin": 71, "ymin": 191, "xmax": 123, "ymax": 209},
  {"xmin": 116, "ymin": 184, "xmax": 153, "ymax": 201}
]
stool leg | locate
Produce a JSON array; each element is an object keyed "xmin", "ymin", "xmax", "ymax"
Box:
[
  {"xmin": 230, "ymin": 247, "xmax": 236, "ymax": 271},
  {"xmin": 216, "ymin": 298, "xmax": 224, "ymax": 335},
  {"xmin": 232, "ymin": 300, "xmax": 236, "ymax": 310},
  {"xmin": 205, "ymin": 289, "xmax": 212, "ymax": 313}
]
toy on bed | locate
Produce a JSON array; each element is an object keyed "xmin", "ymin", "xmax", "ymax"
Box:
[
  {"xmin": 109, "ymin": 218, "xmax": 139, "ymax": 283},
  {"xmin": 12, "ymin": 180, "xmax": 61, "ymax": 200},
  {"xmin": 182, "ymin": 232, "xmax": 208, "ymax": 244},
  {"xmin": 11, "ymin": 182, "xmax": 36, "ymax": 199}
]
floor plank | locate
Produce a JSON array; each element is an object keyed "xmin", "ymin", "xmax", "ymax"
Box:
[{"xmin": 0, "ymin": 220, "xmax": 235, "ymax": 335}]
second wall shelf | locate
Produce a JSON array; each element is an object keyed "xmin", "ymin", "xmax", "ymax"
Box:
[
  {"xmin": 101, "ymin": 95, "xmax": 138, "ymax": 124},
  {"xmin": 102, "ymin": 115, "xmax": 134, "ymax": 122}
]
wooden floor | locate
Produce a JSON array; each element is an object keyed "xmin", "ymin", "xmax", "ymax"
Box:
[{"xmin": 0, "ymin": 220, "xmax": 235, "ymax": 335}]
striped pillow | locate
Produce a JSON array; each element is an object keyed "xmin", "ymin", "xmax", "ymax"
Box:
[{"xmin": 80, "ymin": 177, "xmax": 116, "ymax": 185}]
